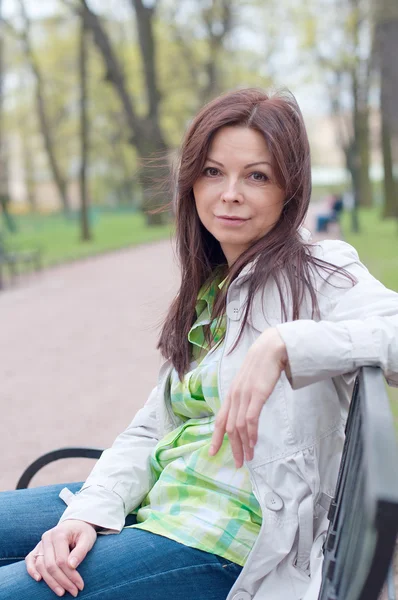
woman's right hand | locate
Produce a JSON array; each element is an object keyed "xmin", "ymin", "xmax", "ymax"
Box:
[{"xmin": 25, "ymin": 519, "xmax": 97, "ymax": 597}]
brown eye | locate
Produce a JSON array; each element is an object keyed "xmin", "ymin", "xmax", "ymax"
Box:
[
  {"xmin": 250, "ymin": 172, "xmax": 268, "ymax": 182},
  {"xmin": 203, "ymin": 167, "xmax": 220, "ymax": 177}
]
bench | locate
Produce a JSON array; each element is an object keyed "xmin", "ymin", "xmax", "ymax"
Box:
[
  {"xmin": 0, "ymin": 233, "xmax": 41, "ymax": 290},
  {"xmin": 16, "ymin": 367, "xmax": 398, "ymax": 599}
]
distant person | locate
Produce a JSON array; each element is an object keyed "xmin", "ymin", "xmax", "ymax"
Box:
[
  {"xmin": 330, "ymin": 193, "xmax": 344, "ymax": 220},
  {"xmin": 1, "ymin": 88, "xmax": 397, "ymax": 600},
  {"xmin": 316, "ymin": 192, "xmax": 344, "ymax": 233}
]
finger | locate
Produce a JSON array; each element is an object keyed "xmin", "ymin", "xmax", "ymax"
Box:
[
  {"xmin": 246, "ymin": 393, "xmax": 266, "ymax": 449},
  {"xmin": 35, "ymin": 556, "xmax": 69, "ymax": 597},
  {"xmin": 225, "ymin": 391, "xmax": 244, "ymax": 468},
  {"xmin": 68, "ymin": 532, "xmax": 94, "ymax": 571},
  {"xmin": 41, "ymin": 534, "xmax": 79, "ymax": 597},
  {"xmin": 53, "ymin": 536, "xmax": 85, "ymax": 591},
  {"xmin": 25, "ymin": 548, "xmax": 43, "ymax": 582},
  {"xmin": 235, "ymin": 391, "xmax": 253, "ymax": 462},
  {"xmin": 228, "ymin": 429, "xmax": 244, "ymax": 469},
  {"xmin": 210, "ymin": 399, "xmax": 230, "ymax": 456}
]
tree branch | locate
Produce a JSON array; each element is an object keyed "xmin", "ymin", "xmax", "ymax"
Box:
[
  {"xmin": 75, "ymin": 0, "xmax": 141, "ymax": 145},
  {"xmin": 130, "ymin": 0, "xmax": 161, "ymax": 119}
]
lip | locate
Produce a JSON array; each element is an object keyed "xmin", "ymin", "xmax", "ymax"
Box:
[{"xmin": 215, "ymin": 215, "xmax": 249, "ymax": 223}]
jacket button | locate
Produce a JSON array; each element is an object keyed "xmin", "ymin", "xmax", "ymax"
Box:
[
  {"xmin": 265, "ymin": 492, "xmax": 284, "ymax": 511},
  {"xmin": 231, "ymin": 592, "xmax": 252, "ymax": 600},
  {"xmin": 226, "ymin": 301, "xmax": 241, "ymax": 321}
]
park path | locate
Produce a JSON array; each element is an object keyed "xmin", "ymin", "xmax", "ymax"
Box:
[
  {"xmin": 0, "ymin": 202, "xmax": 336, "ymax": 492},
  {"xmin": 0, "ymin": 241, "xmax": 180, "ymax": 491}
]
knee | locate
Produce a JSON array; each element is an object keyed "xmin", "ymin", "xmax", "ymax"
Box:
[{"xmin": 0, "ymin": 561, "xmax": 34, "ymax": 599}]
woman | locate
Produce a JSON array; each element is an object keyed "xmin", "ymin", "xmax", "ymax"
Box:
[{"xmin": 1, "ymin": 88, "xmax": 397, "ymax": 600}]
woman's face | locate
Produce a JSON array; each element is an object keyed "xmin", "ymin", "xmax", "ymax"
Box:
[{"xmin": 193, "ymin": 126, "xmax": 285, "ymax": 266}]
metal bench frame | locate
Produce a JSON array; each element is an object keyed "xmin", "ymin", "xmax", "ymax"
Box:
[
  {"xmin": 0, "ymin": 234, "xmax": 41, "ymax": 290},
  {"xmin": 16, "ymin": 367, "xmax": 398, "ymax": 600}
]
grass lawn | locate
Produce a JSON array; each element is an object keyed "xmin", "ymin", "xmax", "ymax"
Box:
[
  {"xmin": 341, "ymin": 207, "xmax": 398, "ymax": 431},
  {"xmin": 2, "ymin": 210, "xmax": 172, "ymax": 269}
]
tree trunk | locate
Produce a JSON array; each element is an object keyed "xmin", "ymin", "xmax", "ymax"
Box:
[
  {"xmin": 79, "ymin": 11, "xmax": 91, "ymax": 241},
  {"xmin": 77, "ymin": 0, "xmax": 168, "ymax": 225},
  {"xmin": 200, "ymin": 0, "xmax": 233, "ymax": 103},
  {"xmin": 22, "ymin": 134, "xmax": 37, "ymax": 212},
  {"xmin": 131, "ymin": 0, "xmax": 161, "ymax": 119},
  {"xmin": 78, "ymin": 0, "xmax": 140, "ymax": 145},
  {"xmin": 0, "ymin": 0, "xmax": 16, "ymax": 233},
  {"xmin": 374, "ymin": 0, "xmax": 398, "ymax": 224},
  {"xmin": 345, "ymin": 141, "xmax": 361, "ymax": 233},
  {"xmin": 356, "ymin": 107, "xmax": 373, "ymax": 208},
  {"xmin": 137, "ymin": 154, "xmax": 170, "ymax": 226},
  {"xmin": 18, "ymin": 0, "xmax": 70, "ymax": 215},
  {"xmin": 350, "ymin": 1, "xmax": 372, "ymax": 210},
  {"xmin": 381, "ymin": 98, "xmax": 397, "ymax": 218},
  {"xmin": 34, "ymin": 79, "xmax": 71, "ymax": 215}
]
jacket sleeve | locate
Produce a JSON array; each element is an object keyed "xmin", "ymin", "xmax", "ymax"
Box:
[
  {"xmin": 276, "ymin": 240, "xmax": 398, "ymax": 390},
  {"xmin": 58, "ymin": 384, "xmax": 160, "ymax": 533}
]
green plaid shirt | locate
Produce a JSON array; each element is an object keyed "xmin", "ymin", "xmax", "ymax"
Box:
[{"xmin": 131, "ymin": 275, "xmax": 262, "ymax": 566}]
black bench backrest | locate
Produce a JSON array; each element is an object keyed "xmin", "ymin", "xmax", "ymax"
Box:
[{"xmin": 319, "ymin": 367, "xmax": 398, "ymax": 600}]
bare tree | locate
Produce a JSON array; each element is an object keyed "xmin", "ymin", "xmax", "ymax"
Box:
[
  {"xmin": 64, "ymin": 0, "xmax": 167, "ymax": 224},
  {"xmin": 0, "ymin": 0, "xmax": 16, "ymax": 233},
  {"xmin": 373, "ymin": 0, "xmax": 398, "ymax": 220},
  {"xmin": 198, "ymin": 0, "xmax": 234, "ymax": 103},
  {"xmin": 79, "ymin": 7, "xmax": 91, "ymax": 241},
  {"xmin": 8, "ymin": 1, "xmax": 71, "ymax": 214},
  {"xmin": 300, "ymin": 0, "xmax": 373, "ymax": 229},
  {"xmin": 166, "ymin": 0, "xmax": 235, "ymax": 105}
]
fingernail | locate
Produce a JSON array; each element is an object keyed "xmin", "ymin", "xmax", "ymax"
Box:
[
  {"xmin": 69, "ymin": 557, "xmax": 78, "ymax": 568},
  {"xmin": 71, "ymin": 590, "xmax": 78, "ymax": 598},
  {"xmin": 249, "ymin": 440, "xmax": 255, "ymax": 448},
  {"xmin": 77, "ymin": 582, "xmax": 84, "ymax": 591},
  {"xmin": 55, "ymin": 588, "xmax": 65, "ymax": 597},
  {"xmin": 34, "ymin": 573, "xmax": 41, "ymax": 582},
  {"xmin": 209, "ymin": 445, "xmax": 215, "ymax": 456}
]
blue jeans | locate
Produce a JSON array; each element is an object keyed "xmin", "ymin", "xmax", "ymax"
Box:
[{"xmin": 0, "ymin": 483, "xmax": 242, "ymax": 599}]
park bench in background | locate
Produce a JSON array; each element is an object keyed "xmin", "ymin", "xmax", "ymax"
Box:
[
  {"xmin": 16, "ymin": 367, "xmax": 398, "ymax": 600},
  {"xmin": 0, "ymin": 233, "xmax": 41, "ymax": 290}
]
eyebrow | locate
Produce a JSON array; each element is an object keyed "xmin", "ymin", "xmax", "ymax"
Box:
[{"xmin": 206, "ymin": 158, "xmax": 272, "ymax": 168}]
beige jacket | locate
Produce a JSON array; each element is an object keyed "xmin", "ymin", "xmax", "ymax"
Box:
[{"xmin": 60, "ymin": 233, "xmax": 398, "ymax": 600}]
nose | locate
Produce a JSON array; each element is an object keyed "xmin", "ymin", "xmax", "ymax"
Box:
[{"xmin": 220, "ymin": 178, "xmax": 243, "ymax": 203}]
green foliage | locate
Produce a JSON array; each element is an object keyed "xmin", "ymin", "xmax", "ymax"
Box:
[{"xmin": 4, "ymin": 0, "xmax": 280, "ymax": 214}]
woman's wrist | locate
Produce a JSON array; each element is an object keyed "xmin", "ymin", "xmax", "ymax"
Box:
[
  {"xmin": 272, "ymin": 328, "xmax": 292, "ymax": 381},
  {"xmin": 254, "ymin": 327, "xmax": 290, "ymax": 375}
]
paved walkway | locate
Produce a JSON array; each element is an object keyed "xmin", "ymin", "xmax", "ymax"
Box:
[
  {"xmin": 0, "ymin": 202, "xmax": 338, "ymax": 492},
  {"xmin": 0, "ymin": 242, "xmax": 180, "ymax": 491}
]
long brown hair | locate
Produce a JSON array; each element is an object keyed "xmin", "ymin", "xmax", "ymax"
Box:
[{"xmin": 158, "ymin": 88, "xmax": 353, "ymax": 378}]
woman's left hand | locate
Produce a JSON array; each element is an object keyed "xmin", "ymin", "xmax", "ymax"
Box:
[{"xmin": 209, "ymin": 327, "xmax": 289, "ymax": 468}]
